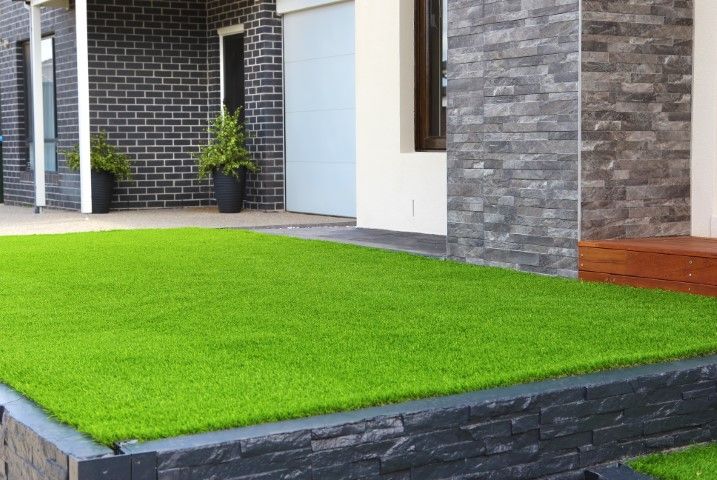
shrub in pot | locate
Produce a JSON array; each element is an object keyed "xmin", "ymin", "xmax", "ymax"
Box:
[
  {"xmin": 195, "ymin": 106, "xmax": 257, "ymax": 213},
  {"xmin": 65, "ymin": 131, "xmax": 132, "ymax": 214}
]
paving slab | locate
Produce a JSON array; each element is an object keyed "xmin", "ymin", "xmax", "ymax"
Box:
[
  {"xmin": 0, "ymin": 204, "xmax": 350, "ymax": 236},
  {"xmin": 254, "ymin": 225, "xmax": 447, "ymax": 258}
]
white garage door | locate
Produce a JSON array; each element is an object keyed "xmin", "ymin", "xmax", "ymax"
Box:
[{"xmin": 284, "ymin": 1, "xmax": 356, "ymax": 217}]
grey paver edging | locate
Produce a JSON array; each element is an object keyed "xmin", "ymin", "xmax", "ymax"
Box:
[
  {"xmin": 1, "ymin": 355, "xmax": 716, "ymax": 479},
  {"xmin": 0, "ymin": 384, "xmax": 112, "ymax": 460},
  {"xmin": 586, "ymin": 464, "xmax": 657, "ymax": 479}
]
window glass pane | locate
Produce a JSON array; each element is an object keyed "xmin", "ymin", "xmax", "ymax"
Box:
[
  {"xmin": 428, "ymin": 0, "xmax": 446, "ymax": 139},
  {"xmin": 442, "ymin": 0, "xmax": 447, "ymax": 110},
  {"xmin": 24, "ymin": 37, "xmax": 57, "ymax": 172},
  {"xmin": 416, "ymin": 0, "xmax": 447, "ymax": 150}
]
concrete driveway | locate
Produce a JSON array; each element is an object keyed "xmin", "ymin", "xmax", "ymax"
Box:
[{"xmin": 0, "ymin": 204, "xmax": 352, "ymax": 236}]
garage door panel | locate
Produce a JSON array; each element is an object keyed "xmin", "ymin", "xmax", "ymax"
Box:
[
  {"xmin": 286, "ymin": 110, "xmax": 355, "ymax": 165},
  {"xmin": 285, "ymin": 0, "xmax": 356, "ymax": 217},
  {"xmin": 285, "ymin": 55, "xmax": 355, "ymax": 113},
  {"xmin": 286, "ymin": 162, "xmax": 356, "ymax": 218},
  {"xmin": 284, "ymin": 1, "xmax": 354, "ymax": 62}
]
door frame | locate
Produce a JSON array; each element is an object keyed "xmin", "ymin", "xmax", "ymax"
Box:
[{"xmin": 218, "ymin": 24, "xmax": 246, "ymax": 110}]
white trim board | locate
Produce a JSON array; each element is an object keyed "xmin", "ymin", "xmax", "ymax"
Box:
[
  {"xmin": 691, "ymin": 0, "xmax": 717, "ymax": 238},
  {"xmin": 218, "ymin": 24, "xmax": 245, "ymax": 109},
  {"xmin": 29, "ymin": 5, "xmax": 45, "ymax": 208},
  {"xmin": 30, "ymin": 0, "xmax": 69, "ymax": 8},
  {"xmin": 76, "ymin": 0, "xmax": 92, "ymax": 213},
  {"xmin": 277, "ymin": 0, "xmax": 349, "ymax": 15},
  {"xmin": 217, "ymin": 24, "xmax": 245, "ymax": 37}
]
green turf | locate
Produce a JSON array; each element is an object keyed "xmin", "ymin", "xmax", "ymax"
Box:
[
  {"xmin": 0, "ymin": 229, "xmax": 716, "ymax": 445},
  {"xmin": 631, "ymin": 444, "xmax": 717, "ymax": 479}
]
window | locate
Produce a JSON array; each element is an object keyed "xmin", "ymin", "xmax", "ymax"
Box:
[
  {"xmin": 415, "ymin": 0, "xmax": 447, "ymax": 151},
  {"xmin": 23, "ymin": 37, "xmax": 57, "ymax": 171}
]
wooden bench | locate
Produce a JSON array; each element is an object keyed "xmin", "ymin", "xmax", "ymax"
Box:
[{"xmin": 578, "ymin": 237, "xmax": 717, "ymax": 297}]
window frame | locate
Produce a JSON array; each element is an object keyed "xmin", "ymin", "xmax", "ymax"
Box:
[
  {"xmin": 217, "ymin": 23, "xmax": 246, "ymax": 111},
  {"xmin": 23, "ymin": 35, "xmax": 58, "ymax": 172},
  {"xmin": 415, "ymin": 0, "xmax": 446, "ymax": 152}
]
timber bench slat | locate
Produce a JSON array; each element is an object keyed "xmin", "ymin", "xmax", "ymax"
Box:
[
  {"xmin": 580, "ymin": 271, "xmax": 717, "ymax": 296},
  {"xmin": 579, "ymin": 237, "xmax": 717, "ymax": 259},
  {"xmin": 578, "ymin": 237, "xmax": 717, "ymax": 297}
]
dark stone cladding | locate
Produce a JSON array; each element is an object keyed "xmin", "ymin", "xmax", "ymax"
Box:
[
  {"xmin": 0, "ymin": 0, "xmax": 81, "ymax": 210},
  {"xmin": 446, "ymin": 0, "xmax": 581, "ymax": 277},
  {"xmin": 120, "ymin": 356, "xmax": 717, "ymax": 479},
  {"xmin": 0, "ymin": 384, "xmax": 114, "ymax": 480},
  {"xmin": 5, "ymin": 356, "xmax": 715, "ymax": 479},
  {"xmin": 580, "ymin": 0, "xmax": 694, "ymax": 240},
  {"xmin": 86, "ymin": 0, "xmax": 283, "ymax": 211}
]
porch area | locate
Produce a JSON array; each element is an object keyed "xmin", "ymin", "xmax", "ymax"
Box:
[
  {"xmin": 0, "ymin": 204, "xmax": 350, "ymax": 237},
  {"xmin": 579, "ymin": 237, "xmax": 717, "ymax": 297}
]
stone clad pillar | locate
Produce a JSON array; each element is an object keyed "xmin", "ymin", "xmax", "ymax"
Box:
[{"xmin": 447, "ymin": 0, "xmax": 694, "ymax": 277}]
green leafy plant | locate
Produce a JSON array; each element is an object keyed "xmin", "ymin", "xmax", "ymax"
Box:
[
  {"xmin": 64, "ymin": 131, "xmax": 132, "ymax": 180},
  {"xmin": 195, "ymin": 106, "xmax": 257, "ymax": 180}
]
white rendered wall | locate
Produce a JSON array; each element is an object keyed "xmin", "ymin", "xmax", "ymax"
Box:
[
  {"xmin": 355, "ymin": 0, "xmax": 447, "ymax": 235},
  {"xmin": 692, "ymin": 0, "xmax": 717, "ymax": 237}
]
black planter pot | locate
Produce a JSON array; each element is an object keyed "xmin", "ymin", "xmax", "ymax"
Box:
[
  {"xmin": 91, "ymin": 171, "xmax": 115, "ymax": 214},
  {"xmin": 213, "ymin": 169, "xmax": 246, "ymax": 213}
]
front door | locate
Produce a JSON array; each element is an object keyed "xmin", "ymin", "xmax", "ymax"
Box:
[{"xmin": 223, "ymin": 34, "xmax": 245, "ymax": 114}]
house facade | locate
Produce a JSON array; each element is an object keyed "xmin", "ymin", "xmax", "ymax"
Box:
[{"xmin": 0, "ymin": 0, "xmax": 715, "ymax": 277}]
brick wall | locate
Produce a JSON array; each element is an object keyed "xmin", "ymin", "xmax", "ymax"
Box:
[
  {"xmin": 1, "ymin": 0, "xmax": 283, "ymax": 211},
  {"xmin": 206, "ymin": 0, "xmax": 284, "ymax": 210},
  {"xmin": 0, "ymin": 0, "xmax": 81, "ymax": 209},
  {"xmin": 581, "ymin": 0, "xmax": 694, "ymax": 240},
  {"xmin": 85, "ymin": 0, "xmax": 283, "ymax": 210},
  {"xmin": 86, "ymin": 0, "xmax": 212, "ymax": 210},
  {"xmin": 447, "ymin": 0, "xmax": 581, "ymax": 276}
]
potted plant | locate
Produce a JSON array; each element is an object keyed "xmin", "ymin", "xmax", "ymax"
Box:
[
  {"xmin": 195, "ymin": 106, "xmax": 257, "ymax": 213},
  {"xmin": 64, "ymin": 131, "xmax": 132, "ymax": 214}
]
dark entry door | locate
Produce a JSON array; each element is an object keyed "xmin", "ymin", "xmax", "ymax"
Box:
[{"xmin": 223, "ymin": 34, "xmax": 245, "ymax": 115}]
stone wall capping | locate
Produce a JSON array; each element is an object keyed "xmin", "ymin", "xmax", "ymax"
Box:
[
  {"xmin": 585, "ymin": 464, "xmax": 656, "ymax": 480},
  {"xmin": 0, "ymin": 385, "xmax": 114, "ymax": 461}
]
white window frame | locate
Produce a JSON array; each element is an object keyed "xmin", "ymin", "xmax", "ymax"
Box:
[{"xmin": 217, "ymin": 24, "xmax": 246, "ymax": 109}]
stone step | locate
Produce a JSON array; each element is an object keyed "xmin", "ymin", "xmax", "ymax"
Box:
[{"xmin": 585, "ymin": 465, "xmax": 655, "ymax": 480}]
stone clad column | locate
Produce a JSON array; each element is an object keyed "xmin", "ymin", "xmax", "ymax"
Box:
[
  {"xmin": 447, "ymin": 0, "xmax": 581, "ymax": 277},
  {"xmin": 580, "ymin": 0, "xmax": 694, "ymax": 240}
]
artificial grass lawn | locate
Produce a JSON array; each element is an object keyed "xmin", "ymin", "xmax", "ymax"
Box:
[
  {"xmin": 631, "ymin": 443, "xmax": 717, "ymax": 479},
  {"xmin": 0, "ymin": 229, "xmax": 716, "ymax": 445}
]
